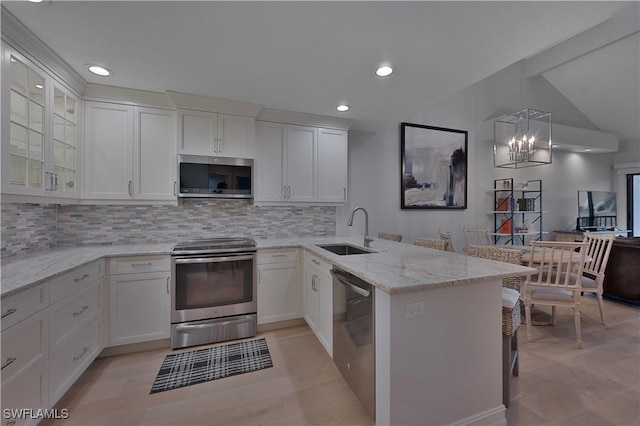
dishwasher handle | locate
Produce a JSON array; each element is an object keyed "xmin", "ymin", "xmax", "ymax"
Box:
[{"xmin": 331, "ymin": 270, "xmax": 371, "ymax": 298}]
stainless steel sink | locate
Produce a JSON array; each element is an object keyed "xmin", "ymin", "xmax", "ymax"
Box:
[{"xmin": 316, "ymin": 244, "xmax": 376, "ymax": 256}]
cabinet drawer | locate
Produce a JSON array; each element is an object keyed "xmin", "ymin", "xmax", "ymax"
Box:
[
  {"xmin": 1, "ymin": 284, "xmax": 49, "ymax": 332},
  {"xmin": 50, "ymin": 279, "xmax": 103, "ymax": 353},
  {"xmin": 1, "ymin": 309, "xmax": 49, "ymax": 386},
  {"xmin": 49, "ymin": 317, "xmax": 102, "ymax": 405},
  {"xmin": 50, "ymin": 260, "xmax": 104, "ymax": 304},
  {"xmin": 1, "ymin": 360, "xmax": 49, "ymax": 426},
  {"xmin": 304, "ymin": 250, "xmax": 331, "ymax": 273},
  {"xmin": 257, "ymin": 248, "xmax": 300, "ymax": 264},
  {"xmin": 109, "ymin": 255, "xmax": 170, "ymax": 275}
]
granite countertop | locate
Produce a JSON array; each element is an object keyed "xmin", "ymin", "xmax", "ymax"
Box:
[{"xmin": 1, "ymin": 237, "xmax": 534, "ymax": 298}]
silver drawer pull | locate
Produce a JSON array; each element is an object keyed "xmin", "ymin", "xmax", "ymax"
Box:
[
  {"xmin": 312, "ymin": 259, "xmax": 320, "ymax": 265},
  {"xmin": 131, "ymin": 262, "xmax": 152, "ymax": 269},
  {"xmin": 1, "ymin": 357, "xmax": 17, "ymax": 370},
  {"xmin": 73, "ymin": 347, "xmax": 90, "ymax": 361},
  {"xmin": 73, "ymin": 305, "xmax": 90, "ymax": 317},
  {"xmin": 74, "ymin": 273, "xmax": 90, "ymax": 282},
  {"xmin": 1, "ymin": 308, "xmax": 17, "ymax": 319},
  {"xmin": 271, "ymin": 254, "xmax": 287, "ymax": 258}
]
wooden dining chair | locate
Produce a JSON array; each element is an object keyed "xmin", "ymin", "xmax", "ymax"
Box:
[
  {"xmin": 377, "ymin": 232, "xmax": 403, "ymax": 242},
  {"xmin": 581, "ymin": 233, "xmax": 615, "ymax": 325},
  {"xmin": 438, "ymin": 230, "xmax": 455, "ymax": 252},
  {"xmin": 414, "ymin": 238, "xmax": 447, "ymax": 251},
  {"xmin": 522, "ymin": 240, "xmax": 589, "ymax": 348},
  {"xmin": 463, "ymin": 226, "xmax": 492, "ymax": 247}
]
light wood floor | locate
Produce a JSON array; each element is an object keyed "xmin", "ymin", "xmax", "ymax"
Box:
[{"xmin": 44, "ymin": 296, "xmax": 639, "ymax": 426}]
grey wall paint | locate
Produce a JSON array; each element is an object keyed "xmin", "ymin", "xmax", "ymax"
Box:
[{"xmin": 337, "ymin": 61, "xmax": 626, "ymax": 251}]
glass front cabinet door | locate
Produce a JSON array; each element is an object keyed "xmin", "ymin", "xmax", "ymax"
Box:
[{"xmin": 2, "ymin": 47, "xmax": 81, "ymax": 198}]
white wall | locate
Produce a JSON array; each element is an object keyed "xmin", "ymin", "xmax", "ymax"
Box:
[{"xmin": 337, "ymin": 61, "xmax": 624, "ymax": 251}]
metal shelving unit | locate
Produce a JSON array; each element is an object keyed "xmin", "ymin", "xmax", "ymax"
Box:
[{"xmin": 489, "ymin": 178, "xmax": 546, "ymax": 245}]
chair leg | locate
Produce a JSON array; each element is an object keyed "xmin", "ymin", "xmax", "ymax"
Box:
[
  {"xmin": 512, "ymin": 330, "xmax": 519, "ymax": 377},
  {"xmin": 525, "ymin": 306, "xmax": 532, "ymax": 342},
  {"xmin": 596, "ymin": 293, "xmax": 606, "ymax": 326},
  {"xmin": 502, "ymin": 334, "xmax": 510, "ymax": 407},
  {"xmin": 574, "ymin": 307, "xmax": 582, "ymax": 349}
]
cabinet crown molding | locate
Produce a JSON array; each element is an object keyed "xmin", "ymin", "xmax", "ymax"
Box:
[
  {"xmin": 166, "ymin": 90, "xmax": 263, "ymax": 117},
  {"xmin": 83, "ymin": 84, "xmax": 176, "ymax": 110},
  {"xmin": 257, "ymin": 108, "xmax": 353, "ymax": 130}
]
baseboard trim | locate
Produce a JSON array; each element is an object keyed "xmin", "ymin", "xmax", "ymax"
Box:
[
  {"xmin": 99, "ymin": 338, "xmax": 171, "ymax": 357},
  {"xmin": 450, "ymin": 405, "xmax": 506, "ymax": 426},
  {"xmin": 257, "ymin": 318, "xmax": 306, "ymax": 332}
]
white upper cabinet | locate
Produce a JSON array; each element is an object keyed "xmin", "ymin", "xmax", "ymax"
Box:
[
  {"xmin": 1, "ymin": 48, "xmax": 81, "ymax": 199},
  {"xmin": 255, "ymin": 119, "xmax": 348, "ymax": 205},
  {"xmin": 317, "ymin": 127, "xmax": 347, "ymax": 203},
  {"xmin": 178, "ymin": 110, "xmax": 255, "ymax": 159},
  {"xmin": 84, "ymin": 101, "xmax": 176, "ymax": 202}
]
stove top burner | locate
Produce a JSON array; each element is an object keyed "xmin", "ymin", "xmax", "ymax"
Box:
[{"xmin": 171, "ymin": 237, "xmax": 257, "ymax": 254}]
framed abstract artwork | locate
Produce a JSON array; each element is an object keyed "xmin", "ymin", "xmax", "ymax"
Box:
[{"xmin": 400, "ymin": 122, "xmax": 468, "ymax": 209}]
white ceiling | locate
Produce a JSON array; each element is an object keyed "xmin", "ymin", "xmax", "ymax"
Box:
[{"xmin": 1, "ymin": 1, "xmax": 635, "ymax": 136}]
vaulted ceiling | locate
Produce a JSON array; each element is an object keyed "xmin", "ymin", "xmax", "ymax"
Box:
[{"xmin": 2, "ymin": 1, "xmax": 637, "ymax": 141}]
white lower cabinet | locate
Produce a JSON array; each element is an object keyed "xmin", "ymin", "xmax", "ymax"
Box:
[
  {"xmin": 48, "ymin": 317, "xmax": 103, "ymax": 405},
  {"xmin": 1, "ymin": 360, "xmax": 49, "ymax": 426},
  {"xmin": 256, "ymin": 249, "xmax": 302, "ymax": 324},
  {"xmin": 108, "ymin": 256, "xmax": 171, "ymax": 346},
  {"xmin": 303, "ymin": 251, "xmax": 333, "ymax": 356}
]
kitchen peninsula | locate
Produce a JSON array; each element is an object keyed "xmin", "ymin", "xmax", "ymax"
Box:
[{"xmin": 1, "ymin": 237, "xmax": 533, "ymax": 425}]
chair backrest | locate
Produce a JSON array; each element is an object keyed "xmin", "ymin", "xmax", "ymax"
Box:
[
  {"xmin": 463, "ymin": 226, "xmax": 492, "ymax": 246},
  {"xmin": 414, "ymin": 238, "xmax": 447, "ymax": 251},
  {"xmin": 378, "ymin": 232, "xmax": 403, "ymax": 242},
  {"xmin": 526, "ymin": 241, "xmax": 588, "ymax": 289},
  {"xmin": 582, "ymin": 233, "xmax": 614, "ymax": 277},
  {"xmin": 463, "ymin": 245, "xmax": 523, "ymax": 291},
  {"xmin": 438, "ymin": 230, "xmax": 455, "ymax": 252}
]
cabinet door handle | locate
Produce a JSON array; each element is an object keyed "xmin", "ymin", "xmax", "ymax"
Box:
[
  {"xmin": 1, "ymin": 357, "xmax": 17, "ymax": 370},
  {"xmin": 271, "ymin": 254, "xmax": 287, "ymax": 258},
  {"xmin": 53, "ymin": 172, "xmax": 58, "ymax": 191},
  {"xmin": 73, "ymin": 347, "xmax": 90, "ymax": 362},
  {"xmin": 173, "ymin": 181, "xmax": 177, "ymax": 196},
  {"xmin": 214, "ymin": 137, "xmax": 219, "ymax": 153},
  {"xmin": 128, "ymin": 180, "xmax": 133, "ymax": 196},
  {"xmin": 1, "ymin": 308, "xmax": 17, "ymax": 319},
  {"xmin": 218, "ymin": 138, "xmax": 223, "ymax": 153},
  {"xmin": 73, "ymin": 305, "xmax": 90, "ymax": 317},
  {"xmin": 166, "ymin": 277, "xmax": 170, "ymax": 293},
  {"xmin": 286, "ymin": 185, "xmax": 291, "ymax": 199},
  {"xmin": 131, "ymin": 262, "xmax": 152, "ymax": 269},
  {"xmin": 74, "ymin": 273, "xmax": 90, "ymax": 283},
  {"xmin": 312, "ymin": 259, "xmax": 320, "ymax": 265},
  {"xmin": 281, "ymin": 186, "xmax": 286, "ymax": 200},
  {"xmin": 343, "ymin": 188, "xmax": 346, "ymax": 200}
]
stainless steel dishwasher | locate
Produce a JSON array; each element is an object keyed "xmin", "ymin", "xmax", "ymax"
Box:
[{"xmin": 331, "ymin": 267, "xmax": 375, "ymax": 420}]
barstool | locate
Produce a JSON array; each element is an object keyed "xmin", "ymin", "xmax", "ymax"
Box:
[{"xmin": 502, "ymin": 287, "xmax": 520, "ymax": 408}]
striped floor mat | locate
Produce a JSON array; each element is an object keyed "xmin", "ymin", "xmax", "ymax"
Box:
[{"xmin": 150, "ymin": 338, "xmax": 273, "ymax": 394}]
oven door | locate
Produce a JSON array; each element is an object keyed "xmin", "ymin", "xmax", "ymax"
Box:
[{"xmin": 171, "ymin": 252, "xmax": 256, "ymax": 323}]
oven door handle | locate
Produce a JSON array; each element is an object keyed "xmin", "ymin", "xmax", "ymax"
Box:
[{"xmin": 174, "ymin": 255, "xmax": 254, "ymax": 264}]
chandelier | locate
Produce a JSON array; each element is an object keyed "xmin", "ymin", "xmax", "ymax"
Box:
[{"xmin": 493, "ymin": 108, "xmax": 552, "ymax": 169}]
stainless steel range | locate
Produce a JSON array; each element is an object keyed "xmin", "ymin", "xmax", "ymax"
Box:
[{"xmin": 170, "ymin": 237, "xmax": 257, "ymax": 349}]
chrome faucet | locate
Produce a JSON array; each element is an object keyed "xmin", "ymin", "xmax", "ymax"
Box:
[{"xmin": 347, "ymin": 207, "xmax": 374, "ymax": 248}]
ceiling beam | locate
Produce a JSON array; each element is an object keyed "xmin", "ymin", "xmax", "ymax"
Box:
[{"xmin": 523, "ymin": 2, "xmax": 639, "ymax": 79}]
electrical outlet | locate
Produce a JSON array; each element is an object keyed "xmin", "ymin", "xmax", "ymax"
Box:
[{"xmin": 405, "ymin": 301, "xmax": 425, "ymax": 319}]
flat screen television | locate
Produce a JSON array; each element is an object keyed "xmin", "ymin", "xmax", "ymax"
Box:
[{"xmin": 577, "ymin": 190, "xmax": 617, "ymax": 230}]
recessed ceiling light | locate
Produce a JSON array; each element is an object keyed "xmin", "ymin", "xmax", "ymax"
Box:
[
  {"xmin": 584, "ymin": 148, "xmax": 593, "ymax": 152},
  {"xmin": 552, "ymin": 144, "xmax": 559, "ymax": 148},
  {"xmin": 27, "ymin": 0, "xmax": 44, "ymax": 3},
  {"xmin": 376, "ymin": 65, "xmax": 394, "ymax": 77},
  {"xmin": 87, "ymin": 64, "xmax": 113, "ymax": 77},
  {"xmin": 35, "ymin": 84, "xmax": 43, "ymax": 89},
  {"xmin": 337, "ymin": 104, "xmax": 350, "ymax": 112}
]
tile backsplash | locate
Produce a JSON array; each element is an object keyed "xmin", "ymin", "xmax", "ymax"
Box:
[
  {"xmin": 1, "ymin": 203, "xmax": 58, "ymax": 257},
  {"xmin": 1, "ymin": 199, "xmax": 335, "ymax": 258}
]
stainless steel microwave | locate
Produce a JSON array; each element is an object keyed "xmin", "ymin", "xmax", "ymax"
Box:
[{"xmin": 178, "ymin": 154, "xmax": 253, "ymax": 199}]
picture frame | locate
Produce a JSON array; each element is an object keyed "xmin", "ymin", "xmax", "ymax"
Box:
[{"xmin": 400, "ymin": 122, "xmax": 468, "ymax": 209}]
